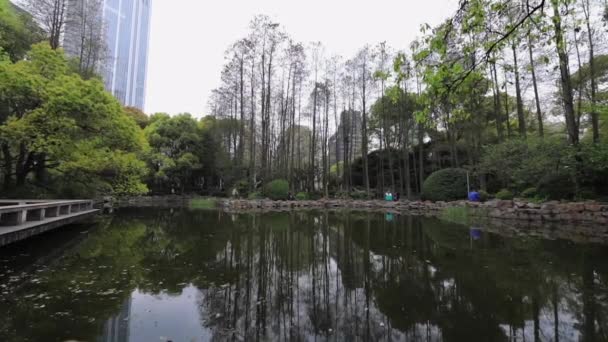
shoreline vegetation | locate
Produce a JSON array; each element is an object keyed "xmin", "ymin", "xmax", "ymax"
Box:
[
  {"xmin": 2, "ymin": 2, "xmax": 608, "ymax": 211},
  {"xmin": 116, "ymin": 194, "xmax": 608, "ymax": 226},
  {"xmin": 111, "ymin": 195, "xmax": 608, "ymax": 242}
]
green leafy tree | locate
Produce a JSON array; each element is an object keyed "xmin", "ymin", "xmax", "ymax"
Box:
[
  {"xmin": 0, "ymin": 0, "xmax": 43, "ymax": 62},
  {"xmin": 0, "ymin": 43, "xmax": 148, "ymax": 197}
]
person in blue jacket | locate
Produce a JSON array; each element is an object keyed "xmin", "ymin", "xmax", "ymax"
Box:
[{"xmin": 468, "ymin": 189, "xmax": 481, "ymax": 202}]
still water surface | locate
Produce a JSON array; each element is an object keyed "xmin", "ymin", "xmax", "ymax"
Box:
[{"xmin": 0, "ymin": 208, "xmax": 607, "ymax": 341}]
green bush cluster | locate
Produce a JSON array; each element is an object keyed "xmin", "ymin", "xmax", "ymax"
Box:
[
  {"xmin": 478, "ymin": 190, "xmax": 491, "ymax": 202},
  {"xmin": 521, "ymin": 187, "xmax": 538, "ymax": 198},
  {"xmin": 537, "ymin": 173, "xmax": 576, "ymax": 200},
  {"xmin": 350, "ymin": 190, "xmax": 371, "ymax": 200},
  {"xmin": 295, "ymin": 192, "xmax": 309, "ymax": 201},
  {"xmin": 248, "ymin": 191, "xmax": 263, "ymax": 200},
  {"xmin": 495, "ymin": 189, "xmax": 514, "ymax": 200},
  {"xmin": 421, "ymin": 168, "xmax": 468, "ymax": 201},
  {"xmin": 480, "ymin": 137, "xmax": 608, "ymax": 200},
  {"xmin": 263, "ymin": 179, "xmax": 290, "ymax": 200}
]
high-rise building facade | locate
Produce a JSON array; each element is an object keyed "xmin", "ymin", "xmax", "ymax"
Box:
[
  {"xmin": 64, "ymin": 0, "xmax": 151, "ymax": 110},
  {"xmin": 102, "ymin": 0, "xmax": 151, "ymax": 110}
]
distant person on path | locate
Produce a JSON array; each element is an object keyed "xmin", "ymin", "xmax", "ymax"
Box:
[
  {"xmin": 468, "ymin": 189, "xmax": 481, "ymax": 202},
  {"xmin": 394, "ymin": 192, "xmax": 400, "ymax": 201}
]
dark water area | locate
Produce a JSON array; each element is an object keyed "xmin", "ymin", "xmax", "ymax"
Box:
[{"xmin": 0, "ymin": 208, "xmax": 607, "ymax": 342}]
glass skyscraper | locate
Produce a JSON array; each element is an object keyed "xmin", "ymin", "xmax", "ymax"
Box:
[
  {"xmin": 64, "ymin": 0, "xmax": 152, "ymax": 110},
  {"xmin": 102, "ymin": 0, "xmax": 152, "ymax": 110}
]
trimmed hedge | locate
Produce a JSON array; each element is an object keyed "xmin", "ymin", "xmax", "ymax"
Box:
[
  {"xmin": 421, "ymin": 168, "xmax": 468, "ymax": 201},
  {"xmin": 263, "ymin": 179, "xmax": 290, "ymax": 200}
]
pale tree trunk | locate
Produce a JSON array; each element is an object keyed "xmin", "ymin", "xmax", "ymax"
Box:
[
  {"xmin": 582, "ymin": 0, "xmax": 599, "ymax": 143},
  {"xmin": 551, "ymin": 0, "xmax": 579, "ymax": 145},
  {"xmin": 512, "ymin": 43, "xmax": 526, "ymax": 138},
  {"xmin": 361, "ymin": 57, "xmax": 370, "ymax": 196},
  {"xmin": 527, "ymin": 35, "xmax": 544, "ymax": 137}
]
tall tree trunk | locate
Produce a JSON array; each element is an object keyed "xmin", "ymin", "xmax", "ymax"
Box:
[
  {"xmin": 2, "ymin": 144, "xmax": 12, "ymax": 191},
  {"xmin": 574, "ymin": 30, "xmax": 584, "ymax": 131},
  {"xmin": 503, "ymin": 66, "xmax": 512, "ymax": 138},
  {"xmin": 323, "ymin": 86, "xmax": 330, "ymax": 198},
  {"xmin": 249, "ymin": 58, "xmax": 257, "ymax": 191},
  {"xmin": 311, "ymin": 83, "xmax": 318, "ymax": 192},
  {"xmin": 239, "ymin": 57, "xmax": 245, "ymax": 168},
  {"xmin": 582, "ymin": 0, "xmax": 599, "ymax": 143},
  {"xmin": 418, "ymin": 122, "xmax": 424, "ymax": 194},
  {"xmin": 551, "ymin": 0, "xmax": 579, "ymax": 145},
  {"xmin": 361, "ymin": 65, "xmax": 370, "ymax": 196},
  {"xmin": 512, "ymin": 43, "xmax": 526, "ymax": 138},
  {"xmin": 527, "ymin": 35, "xmax": 544, "ymax": 137},
  {"xmin": 490, "ymin": 62, "xmax": 504, "ymax": 141}
]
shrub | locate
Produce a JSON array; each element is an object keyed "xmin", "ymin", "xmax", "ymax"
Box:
[
  {"xmin": 495, "ymin": 189, "xmax": 514, "ymax": 200},
  {"xmin": 232, "ymin": 179, "xmax": 249, "ymax": 197},
  {"xmin": 521, "ymin": 187, "xmax": 537, "ymax": 198},
  {"xmin": 421, "ymin": 168, "xmax": 468, "ymax": 202},
  {"xmin": 334, "ymin": 191, "xmax": 350, "ymax": 199},
  {"xmin": 537, "ymin": 173, "xmax": 576, "ymax": 200},
  {"xmin": 478, "ymin": 190, "xmax": 491, "ymax": 202},
  {"xmin": 350, "ymin": 189, "xmax": 370, "ymax": 200},
  {"xmin": 479, "ymin": 137, "xmax": 576, "ymax": 193},
  {"xmin": 295, "ymin": 192, "xmax": 309, "ymax": 201},
  {"xmin": 248, "ymin": 191, "xmax": 263, "ymax": 200},
  {"xmin": 263, "ymin": 179, "xmax": 289, "ymax": 200}
]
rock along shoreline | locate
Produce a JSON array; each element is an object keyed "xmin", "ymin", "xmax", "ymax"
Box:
[{"xmin": 219, "ymin": 198, "xmax": 608, "ymax": 226}]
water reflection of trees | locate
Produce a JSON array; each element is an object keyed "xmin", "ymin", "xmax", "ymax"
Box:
[
  {"xmin": 199, "ymin": 212, "xmax": 608, "ymax": 341},
  {"xmin": 0, "ymin": 209, "xmax": 607, "ymax": 341}
]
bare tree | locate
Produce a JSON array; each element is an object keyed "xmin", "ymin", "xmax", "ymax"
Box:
[
  {"xmin": 25, "ymin": 0, "xmax": 69, "ymax": 50},
  {"xmin": 65, "ymin": 0, "xmax": 106, "ymax": 78}
]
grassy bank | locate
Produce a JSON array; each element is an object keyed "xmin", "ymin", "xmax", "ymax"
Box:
[{"xmin": 188, "ymin": 197, "xmax": 218, "ymax": 209}]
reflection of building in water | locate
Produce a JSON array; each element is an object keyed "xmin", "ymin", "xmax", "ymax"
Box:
[{"xmin": 98, "ymin": 297, "xmax": 131, "ymax": 342}]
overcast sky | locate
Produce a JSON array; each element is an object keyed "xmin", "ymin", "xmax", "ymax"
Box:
[{"xmin": 145, "ymin": 0, "xmax": 459, "ymax": 116}]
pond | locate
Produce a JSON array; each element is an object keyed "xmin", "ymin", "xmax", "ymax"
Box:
[{"xmin": 0, "ymin": 208, "xmax": 607, "ymax": 341}]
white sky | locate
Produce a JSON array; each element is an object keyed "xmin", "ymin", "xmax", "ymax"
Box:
[{"xmin": 144, "ymin": 0, "xmax": 460, "ymax": 116}]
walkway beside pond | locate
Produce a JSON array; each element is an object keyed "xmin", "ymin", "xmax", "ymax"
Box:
[{"xmin": 0, "ymin": 200, "xmax": 98, "ymax": 247}]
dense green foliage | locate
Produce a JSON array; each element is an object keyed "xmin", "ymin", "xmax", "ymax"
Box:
[
  {"xmin": 421, "ymin": 168, "xmax": 468, "ymax": 201},
  {"xmin": 537, "ymin": 173, "xmax": 577, "ymax": 201},
  {"xmin": 248, "ymin": 191, "xmax": 263, "ymax": 200},
  {"xmin": 295, "ymin": 192, "xmax": 309, "ymax": 201},
  {"xmin": 2, "ymin": 1, "xmax": 608, "ymax": 203},
  {"xmin": 0, "ymin": 0, "xmax": 42, "ymax": 62},
  {"xmin": 480, "ymin": 137, "xmax": 608, "ymax": 199},
  {"xmin": 495, "ymin": 189, "xmax": 514, "ymax": 200},
  {"xmin": 521, "ymin": 187, "xmax": 538, "ymax": 199},
  {"xmin": 263, "ymin": 179, "xmax": 289, "ymax": 200},
  {"xmin": 0, "ymin": 43, "xmax": 148, "ymax": 198}
]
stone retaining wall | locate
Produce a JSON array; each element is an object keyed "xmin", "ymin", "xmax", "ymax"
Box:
[{"xmin": 219, "ymin": 198, "xmax": 608, "ymax": 225}]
